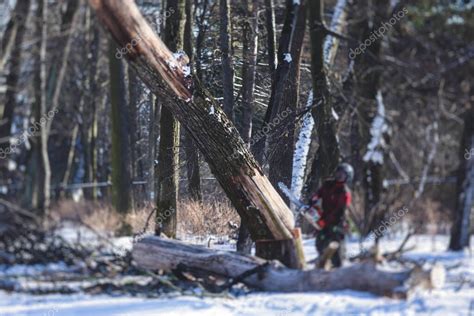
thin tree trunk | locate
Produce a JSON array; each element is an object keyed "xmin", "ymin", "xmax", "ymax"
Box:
[
  {"xmin": 82, "ymin": 8, "xmax": 101, "ymax": 200},
  {"xmin": 0, "ymin": 0, "xmax": 30, "ymax": 167},
  {"xmin": 239, "ymin": 0, "xmax": 258, "ymax": 144},
  {"xmin": 449, "ymin": 108, "xmax": 474, "ymax": 250},
  {"xmin": 293, "ymin": 0, "xmax": 347, "ymax": 202},
  {"xmin": 252, "ymin": 0, "xmax": 300, "ymax": 163},
  {"xmin": 349, "ymin": 0, "xmax": 390, "ymax": 235},
  {"xmin": 109, "ymin": 42, "xmax": 132, "ymax": 215},
  {"xmin": 236, "ymin": 0, "xmax": 259, "ymax": 254},
  {"xmin": 183, "ymin": 0, "xmax": 202, "ymax": 202},
  {"xmin": 305, "ymin": 0, "xmax": 341, "ymax": 194},
  {"xmin": 89, "ymin": 0, "xmax": 303, "ymax": 267},
  {"xmin": 156, "ymin": 0, "xmax": 185, "ymax": 238},
  {"xmin": 219, "ymin": 0, "xmax": 234, "ymax": 121},
  {"xmin": 268, "ymin": 0, "xmax": 306, "ymax": 198},
  {"xmin": 264, "ymin": 0, "xmax": 277, "ymax": 75}
]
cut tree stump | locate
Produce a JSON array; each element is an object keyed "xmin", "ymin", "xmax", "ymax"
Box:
[{"xmin": 133, "ymin": 237, "xmax": 445, "ymax": 299}]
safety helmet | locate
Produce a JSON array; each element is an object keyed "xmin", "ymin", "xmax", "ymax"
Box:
[{"xmin": 335, "ymin": 163, "xmax": 354, "ymax": 183}]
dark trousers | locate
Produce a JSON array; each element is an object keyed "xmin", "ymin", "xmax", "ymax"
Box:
[{"xmin": 316, "ymin": 228, "xmax": 345, "ymax": 268}]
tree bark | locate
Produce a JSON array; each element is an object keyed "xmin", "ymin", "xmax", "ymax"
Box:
[
  {"xmin": 133, "ymin": 236, "xmax": 446, "ymax": 298},
  {"xmin": 89, "ymin": 0, "xmax": 302, "ymax": 266}
]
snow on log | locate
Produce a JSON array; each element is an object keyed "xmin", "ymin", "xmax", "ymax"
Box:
[{"xmin": 133, "ymin": 236, "xmax": 445, "ymax": 299}]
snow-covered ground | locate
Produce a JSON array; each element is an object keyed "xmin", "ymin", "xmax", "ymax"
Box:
[{"xmin": 1, "ymin": 234, "xmax": 473, "ymax": 316}]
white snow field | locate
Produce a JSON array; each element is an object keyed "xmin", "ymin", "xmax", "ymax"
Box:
[{"xmin": 1, "ymin": 234, "xmax": 473, "ymax": 316}]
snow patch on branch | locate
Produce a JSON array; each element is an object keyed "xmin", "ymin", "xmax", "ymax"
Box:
[
  {"xmin": 283, "ymin": 53, "xmax": 292, "ymax": 63},
  {"xmin": 363, "ymin": 91, "xmax": 389, "ymax": 164},
  {"xmin": 323, "ymin": 0, "xmax": 347, "ymax": 65}
]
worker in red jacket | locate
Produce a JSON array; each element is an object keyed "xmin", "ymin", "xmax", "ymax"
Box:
[{"xmin": 307, "ymin": 163, "xmax": 353, "ymax": 268}]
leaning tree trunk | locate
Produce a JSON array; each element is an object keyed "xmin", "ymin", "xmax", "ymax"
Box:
[
  {"xmin": 89, "ymin": 0, "xmax": 303, "ymax": 268},
  {"xmin": 134, "ymin": 236, "xmax": 446, "ymax": 299},
  {"xmin": 155, "ymin": 0, "xmax": 186, "ymax": 238},
  {"xmin": 449, "ymin": 107, "xmax": 474, "ymax": 250}
]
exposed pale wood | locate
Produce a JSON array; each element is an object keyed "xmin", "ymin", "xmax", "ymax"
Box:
[{"xmin": 133, "ymin": 236, "xmax": 445, "ymax": 298}]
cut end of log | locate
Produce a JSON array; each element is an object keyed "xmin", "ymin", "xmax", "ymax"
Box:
[{"xmin": 430, "ymin": 263, "xmax": 446, "ymax": 289}]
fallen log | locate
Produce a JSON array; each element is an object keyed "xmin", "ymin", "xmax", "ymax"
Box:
[{"xmin": 133, "ymin": 237, "xmax": 445, "ymax": 298}]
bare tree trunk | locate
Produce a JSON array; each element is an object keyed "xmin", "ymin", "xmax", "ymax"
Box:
[
  {"xmin": 183, "ymin": 0, "xmax": 202, "ymax": 202},
  {"xmin": 449, "ymin": 107, "xmax": 474, "ymax": 250},
  {"xmin": 239, "ymin": 0, "xmax": 258, "ymax": 144},
  {"xmin": 0, "ymin": 0, "xmax": 30, "ymax": 168},
  {"xmin": 264, "ymin": 0, "xmax": 277, "ymax": 75},
  {"xmin": 82, "ymin": 9, "xmax": 101, "ymax": 200},
  {"xmin": 89, "ymin": 0, "xmax": 303, "ymax": 267},
  {"xmin": 252, "ymin": 0, "xmax": 300, "ymax": 164},
  {"xmin": 305, "ymin": 0, "xmax": 341, "ymax": 194},
  {"xmin": 349, "ymin": 0, "xmax": 390, "ymax": 235},
  {"xmin": 26, "ymin": 0, "xmax": 45, "ymax": 212},
  {"xmin": 219, "ymin": 0, "xmax": 234, "ymax": 121},
  {"xmin": 155, "ymin": 0, "xmax": 185, "ymax": 238},
  {"xmin": 268, "ymin": 0, "xmax": 306, "ymax": 198},
  {"xmin": 236, "ymin": 0, "xmax": 259, "ymax": 254},
  {"xmin": 109, "ymin": 42, "xmax": 132, "ymax": 215},
  {"xmin": 292, "ymin": 0, "xmax": 347, "ymax": 204}
]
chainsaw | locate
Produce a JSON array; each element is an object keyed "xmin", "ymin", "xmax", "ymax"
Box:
[{"xmin": 278, "ymin": 182, "xmax": 322, "ymax": 230}]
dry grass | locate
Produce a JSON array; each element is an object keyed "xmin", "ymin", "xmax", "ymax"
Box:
[
  {"xmin": 178, "ymin": 199, "xmax": 240, "ymax": 237},
  {"xmin": 50, "ymin": 199, "xmax": 239, "ymax": 238},
  {"xmin": 50, "ymin": 200, "xmax": 122, "ymax": 232}
]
